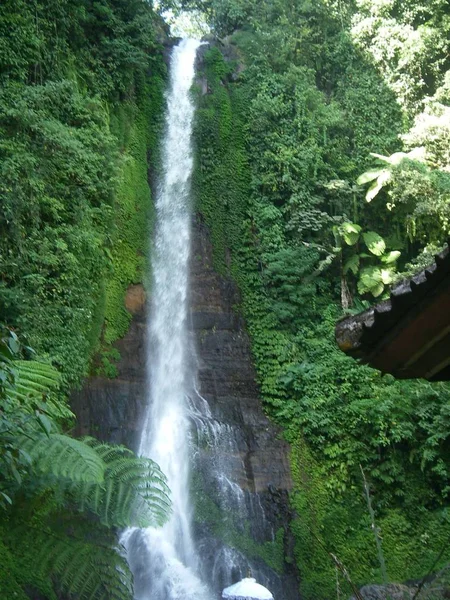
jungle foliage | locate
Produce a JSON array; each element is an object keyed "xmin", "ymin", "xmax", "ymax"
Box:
[
  {"xmin": 0, "ymin": 327, "xmax": 171, "ymax": 600},
  {"xmin": 0, "ymin": 1, "xmax": 170, "ymax": 598},
  {"xmin": 0, "ymin": 0, "xmax": 166, "ymax": 389},
  {"xmin": 191, "ymin": 1, "xmax": 450, "ymax": 597}
]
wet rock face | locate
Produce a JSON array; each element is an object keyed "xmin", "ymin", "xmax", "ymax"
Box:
[
  {"xmin": 189, "ymin": 215, "xmax": 292, "ymax": 494},
  {"xmin": 189, "ymin": 216, "xmax": 298, "ymax": 599},
  {"xmin": 70, "ymin": 216, "xmax": 299, "ymax": 599},
  {"xmin": 71, "ymin": 284, "xmax": 147, "ymax": 451}
]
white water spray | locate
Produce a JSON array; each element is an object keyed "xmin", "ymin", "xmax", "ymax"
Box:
[{"xmin": 122, "ymin": 38, "xmax": 211, "ymax": 600}]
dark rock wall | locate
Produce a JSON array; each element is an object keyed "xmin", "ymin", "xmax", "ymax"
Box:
[
  {"xmin": 71, "ymin": 283, "xmax": 147, "ymax": 450},
  {"xmin": 190, "ymin": 216, "xmax": 292, "ymax": 493},
  {"xmin": 189, "ymin": 216, "xmax": 299, "ymax": 599}
]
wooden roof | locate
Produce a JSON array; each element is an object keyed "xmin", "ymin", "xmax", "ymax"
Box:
[{"xmin": 335, "ymin": 245, "xmax": 450, "ymax": 380}]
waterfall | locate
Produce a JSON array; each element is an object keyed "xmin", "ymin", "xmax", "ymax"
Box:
[
  {"xmin": 121, "ymin": 38, "xmax": 211, "ymax": 600},
  {"xmin": 119, "ymin": 36, "xmax": 296, "ymax": 600}
]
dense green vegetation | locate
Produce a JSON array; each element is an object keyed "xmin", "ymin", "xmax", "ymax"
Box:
[
  {"xmin": 0, "ymin": 0, "xmax": 166, "ymax": 389},
  {"xmin": 2, "ymin": 0, "xmax": 450, "ymax": 598},
  {"xmin": 0, "ymin": 1, "xmax": 169, "ymax": 598},
  {"xmin": 189, "ymin": 1, "xmax": 450, "ymax": 597},
  {"xmin": 0, "ymin": 326, "xmax": 170, "ymax": 599}
]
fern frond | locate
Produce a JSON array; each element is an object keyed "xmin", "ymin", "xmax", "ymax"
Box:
[
  {"xmin": 7, "ymin": 360, "xmax": 60, "ymax": 403},
  {"xmin": 14, "ymin": 524, "xmax": 133, "ymax": 600},
  {"xmin": 18, "ymin": 433, "xmax": 105, "ymax": 484},
  {"xmin": 83, "ymin": 438, "xmax": 135, "ymax": 463},
  {"xmin": 71, "ymin": 440, "xmax": 171, "ymax": 528}
]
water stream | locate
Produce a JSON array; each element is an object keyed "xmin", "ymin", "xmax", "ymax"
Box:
[{"xmin": 121, "ymin": 38, "xmax": 211, "ymax": 600}]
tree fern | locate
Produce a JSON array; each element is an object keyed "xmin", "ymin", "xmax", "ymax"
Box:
[
  {"xmin": 18, "ymin": 433, "xmax": 105, "ymax": 484},
  {"xmin": 46, "ymin": 537, "xmax": 133, "ymax": 600},
  {"xmin": 6, "ymin": 359, "xmax": 74, "ymax": 421},
  {"xmin": 7, "ymin": 360, "xmax": 60, "ymax": 402},
  {"xmin": 70, "ymin": 440, "xmax": 171, "ymax": 528},
  {"xmin": 0, "ymin": 331, "xmax": 170, "ymax": 600},
  {"xmin": 10, "ymin": 520, "xmax": 133, "ymax": 600}
]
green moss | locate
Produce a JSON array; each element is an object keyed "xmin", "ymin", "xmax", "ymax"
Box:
[
  {"xmin": 193, "ymin": 48, "xmax": 249, "ymax": 277},
  {"xmin": 192, "ymin": 472, "xmax": 286, "ymax": 574},
  {"xmin": 0, "ymin": 536, "xmax": 57, "ymax": 600},
  {"xmin": 101, "ymin": 57, "xmax": 166, "ymax": 351},
  {"xmin": 104, "ymin": 106, "xmax": 151, "ymax": 344}
]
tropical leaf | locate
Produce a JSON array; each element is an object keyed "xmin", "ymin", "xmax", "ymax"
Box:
[
  {"xmin": 380, "ymin": 269, "xmax": 394, "ymax": 285},
  {"xmin": 18, "ymin": 433, "xmax": 105, "ymax": 484},
  {"xmin": 343, "ymin": 254, "xmax": 360, "ymax": 275},
  {"xmin": 341, "ymin": 222, "xmax": 362, "ymax": 246},
  {"xmin": 381, "ymin": 250, "xmax": 401, "ymax": 264},
  {"xmin": 370, "ymin": 151, "xmax": 401, "ymax": 164},
  {"xmin": 356, "ymin": 169, "xmax": 384, "ymax": 185},
  {"xmin": 358, "ymin": 267, "xmax": 385, "ymax": 297},
  {"xmin": 365, "ymin": 169, "xmax": 391, "ymax": 201},
  {"xmin": 370, "ymin": 147, "xmax": 426, "ymax": 165},
  {"xmin": 72, "ymin": 440, "xmax": 171, "ymax": 528},
  {"xmin": 362, "ymin": 231, "xmax": 386, "ymax": 256},
  {"xmin": 363, "ymin": 148, "xmax": 427, "ymax": 202}
]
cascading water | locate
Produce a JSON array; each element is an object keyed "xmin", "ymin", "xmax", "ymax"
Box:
[{"xmin": 121, "ymin": 38, "xmax": 211, "ymax": 600}]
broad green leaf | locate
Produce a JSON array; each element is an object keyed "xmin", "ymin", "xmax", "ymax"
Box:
[
  {"xmin": 358, "ymin": 267, "xmax": 384, "ymax": 297},
  {"xmin": 341, "ymin": 222, "xmax": 362, "ymax": 246},
  {"xmin": 371, "ymin": 148, "xmax": 426, "ymax": 166},
  {"xmin": 371, "ymin": 282, "xmax": 385, "ymax": 297},
  {"xmin": 370, "ymin": 152, "xmax": 391, "ymax": 163},
  {"xmin": 381, "ymin": 269, "xmax": 394, "ymax": 285},
  {"xmin": 366, "ymin": 180, "xmax": 382, "ymax": 202},
  {"xmin": 7, "ymin": 337, "xmax": 20, "ymax": 355},
  {"xmin": 356, "ymin": 169, "xmax": 383, "ymax": 185},
  {"xmin": 358, "ymin": 279, "xmax": 384, "ymax": 297},
  {"xmin": 381, "ymin": 250, "xmax": 401, "ymax": 264},
  {"xmin": 365, "ymin": 170, "xmax": 391, "ymax": 201},
  {"xmin": 363, "ymin": 231, "xmax": 386, "ymax": 256},
  {"xmin": 343, "ymin": 254, "xmax": 360, "ymax": 275}
]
